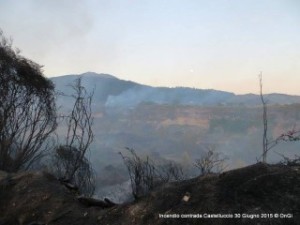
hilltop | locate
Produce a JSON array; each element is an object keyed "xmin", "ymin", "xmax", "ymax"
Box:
[
  {"xmin": 51, "ymin": 72, "xmax": 300, "ymax": 108},
  {"xmin": 0, "ymin": 162, "xmax": 299, "ymax": 225}
]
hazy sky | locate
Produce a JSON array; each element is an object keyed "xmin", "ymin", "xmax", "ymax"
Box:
[{"xmin": 1, "ymin": 0, "xmax": 300, "ymax": 94}]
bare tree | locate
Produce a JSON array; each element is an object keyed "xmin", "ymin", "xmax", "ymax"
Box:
[
  {"xmin": 258, "ymin": 73, "xmax": 300, "ymax": 163},
  {"xmin": 119, "ymin": 148, "xmax": 156, "ymax": 199},
  {"xmin": 259, "ymin": 73, "xmax": 269, "ymax": 163},
  {"xmin": 120, "ymin": 148, "xmax": 186, "ymax": 199},
  {"xmin": 194, "ymin": 145, "xmax": 228, "ymax": 175},
  {"xmin": 0, "ymin": 30, "xmax": 57, "ymax": 172},
  {"xmin": 157, "ymin": 160, "xmax": 184, "ymax": 182},
  {"xmin": 53, "ymin": 77, "xmax": 95, "ymax": 196},
  {"xmin": 275, "ymin": 150, "xmax": 300, "ymax": 166}
]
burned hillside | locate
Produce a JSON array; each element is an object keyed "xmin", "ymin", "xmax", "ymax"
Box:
[{"xmin": 0, "ymin": 162, "xmax": 299, "ymax": 225}]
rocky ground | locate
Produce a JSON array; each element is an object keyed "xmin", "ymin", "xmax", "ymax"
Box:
[{"xmin": 0, "ymin": 162, "xmax": 299, "ymax": 225}]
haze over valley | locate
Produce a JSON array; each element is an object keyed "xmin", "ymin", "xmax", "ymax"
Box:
[
  {"xmin": 2, "ymin": 1, "xmax": 300, "ymax": 223},
  {"xmin": 51, "ymin": 72, "xmax": 300, "ymax": 200}
]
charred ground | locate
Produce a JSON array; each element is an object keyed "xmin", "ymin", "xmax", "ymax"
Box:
[{"xmin": 0, "ymin": 162, "xmax": 299, "ymax": 225}]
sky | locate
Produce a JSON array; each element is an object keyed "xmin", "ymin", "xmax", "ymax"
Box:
[{"xmin": 0, "ymin": 0, "xmax": 300, "ymax": 94}]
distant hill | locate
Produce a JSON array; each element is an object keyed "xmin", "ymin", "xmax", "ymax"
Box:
[
  {"xmin": 51, "ymin": 72, "xmax": 138, "ymax": 104},
  {"xmin": 51, "ymin": 72, "xmax": 300, "ymax": 108},
  {"xmin": 50, "ymin": 72, "xmax": 300, "ymax": 172}
]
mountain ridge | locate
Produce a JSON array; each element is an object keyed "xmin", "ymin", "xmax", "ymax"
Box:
[{"xmin": 50, "ymin": 72, "xmax": 300, "ymax": 108}]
